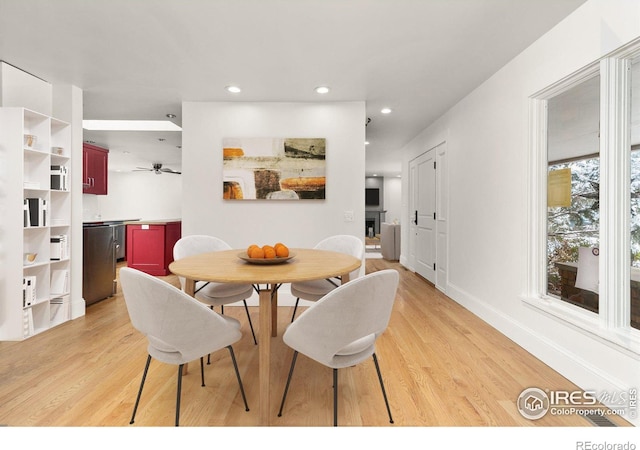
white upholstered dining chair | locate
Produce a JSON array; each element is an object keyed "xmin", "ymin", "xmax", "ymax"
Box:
[
  {"xmin": 119, "ymin": 267, "xmax": 250, "ymax": 426},
  {"xmin": 289, "ymin": 234, "xmax": 365, "ymax": 321},
  {"xmin": 173, "ymin": 235, "xmax": 257, "ymax": 345},
  {"xmin": 278, "ymin": 269, "xmax": 399, "ymax": 426}
]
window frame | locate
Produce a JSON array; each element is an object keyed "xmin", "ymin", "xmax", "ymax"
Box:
[{"xmin": 525, "ymin": 43, "xmax": 640, "ymax": 355}]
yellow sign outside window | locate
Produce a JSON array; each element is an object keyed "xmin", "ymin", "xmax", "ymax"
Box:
[{"xmin": 548, "ymin": 168, "xmax": 571, "ymax": 208}]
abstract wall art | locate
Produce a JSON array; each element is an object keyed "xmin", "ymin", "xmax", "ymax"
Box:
[{"xmin": 222, "ymin": 137, "xmax": 326, "ymax": 200}]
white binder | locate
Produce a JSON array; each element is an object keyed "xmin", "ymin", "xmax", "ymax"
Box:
[
  {"xmin": 23, "ymin": 275, "xmax": 36, "ymax": 306},
  {"xmin": 51, "ymin": 270, "xmax": 69, "ymax": 295}
]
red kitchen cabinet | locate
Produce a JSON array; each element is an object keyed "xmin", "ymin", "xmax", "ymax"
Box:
[
  {"xmin": 126, "ymin": 221, "xmax": 182, "ymax": 276},
  {"xmin": 83, "ymin": 143, "xmax": 109, "ymax": 195}
]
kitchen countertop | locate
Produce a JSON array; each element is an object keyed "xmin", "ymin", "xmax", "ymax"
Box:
[
  {"xmin": 83, "ymin": 219, "xmax": 141, "ymax": 226},
  {"xmin": 125, "ymin": 219, "xmax": 181, "ymax": 225}
]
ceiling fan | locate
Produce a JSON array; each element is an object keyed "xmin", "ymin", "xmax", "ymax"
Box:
[{"xmin": 134, "ymin": 162, "xmax": 181, "ymax": 175}]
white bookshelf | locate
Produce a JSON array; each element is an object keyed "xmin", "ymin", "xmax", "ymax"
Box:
[{"xmin": 0, "ymin": 107, "xmax": 72, "ymax": 340}]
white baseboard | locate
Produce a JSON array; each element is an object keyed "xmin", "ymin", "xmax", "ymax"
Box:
[
  {"xmin": 399, "ymin": 255, "xmax": 411, "ymax": 271},
  {"xmin": 446, "ymin": 281, "xmax": 639, "ymax": 427}
]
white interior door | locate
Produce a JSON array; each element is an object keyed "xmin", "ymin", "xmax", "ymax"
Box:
[
  {"xmin": 409, "ymin": 161, "xmax": 418, "ymax": 266},
  {"xmin": 435, "ymin": 143, "xmax": 448, "ymax": 292},
  {"xmin": 409, "ymin": 150, "xmax": 436, "ymax": 283}
]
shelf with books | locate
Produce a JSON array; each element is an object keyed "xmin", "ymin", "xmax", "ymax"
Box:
[
  {"xmin": 50, "ymin": 295, "xmax": 70, "ymax": 326},
  {"xmin": 0, "ymin": 107, "xmax": 72, "ymax": 340},
  {"xmin": 22, "ymin": 263, "xmax": 50, "ymax": 307},
  {"xmin": 50, "ymin": 233, "xmax": 69, "ymax": 261}
]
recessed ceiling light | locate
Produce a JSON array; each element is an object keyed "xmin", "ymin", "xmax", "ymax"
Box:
[
  {"xmin": 381, "ymin": 107, "xmax": 392, "ymax": 114},
  {"xmin": 226, "ymin": 85, "xmax": 242, "ymax": 93},
  {"xmin": 82, "ymin": 120, "xmax": 182, "ymax": 131},
  {"xmin": 315, "ymin": 86, "xmax": 330, "ymax": 94},
  {"xmin": 166, "ymin": 113, "xmax": 176, "ymax": 119}
]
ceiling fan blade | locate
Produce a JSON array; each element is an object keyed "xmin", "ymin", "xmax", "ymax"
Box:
[{"xmin": 132, "ymin": 164, "xmax": 181, "ymax": 174}]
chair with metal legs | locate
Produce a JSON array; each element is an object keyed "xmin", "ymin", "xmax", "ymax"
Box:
[
  {"xmin": 174, "ymin": 235, "xmax": 257, "ymax": 345},
  {"xmin": 120, "ymin": 267, "xmax": 250, "ymax": 426},
  {"xmin": 278, "ymin": 269, "xmax": 399, "ymax": 426},
  {"xmin": 289, "ymin": 234, "xmax": 365, "ymax": 322}
]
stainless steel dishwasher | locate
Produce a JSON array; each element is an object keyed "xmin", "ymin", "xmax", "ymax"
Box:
[{"xmin": 83, "ymin": 224, "xmax": 116, "ymax": 305}]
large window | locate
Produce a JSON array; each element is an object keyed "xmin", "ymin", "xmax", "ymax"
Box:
[
  {"xmin": 546, "ymin": 76, "xmax": 600, "ymax": 315},
  {"xmin": 530, "ymin": 47, "xmax": 640, "ymax": 350},
  {"xmin": 547, "ymin": 157, "xmax": 600, "ymax": 311}
]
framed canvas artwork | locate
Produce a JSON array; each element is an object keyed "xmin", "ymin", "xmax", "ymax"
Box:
[{"xmin": 222, "ymin": 137, "xmax": 326, "ymax": 200}]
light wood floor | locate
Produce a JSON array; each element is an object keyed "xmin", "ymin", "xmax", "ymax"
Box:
[{"xmin": 0, "ymin": 258, "xmax": 630, "ymax": 427}]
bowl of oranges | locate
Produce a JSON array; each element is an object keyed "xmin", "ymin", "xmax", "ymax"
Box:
[{"xmin": 238, "ymin": 242, "xmax": 294, "ymax": 264}]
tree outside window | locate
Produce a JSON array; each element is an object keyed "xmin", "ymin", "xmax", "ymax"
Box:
[{"xmin": 547, "ymin": 157, "xmax": 599, "ymax": 302}]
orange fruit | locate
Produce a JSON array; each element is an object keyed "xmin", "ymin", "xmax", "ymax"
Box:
[
  {"xmin": 262, "ymin": 245, "xmax": 276, "ymax": 259},
  {"xmin": 275, "ymin": 244, "xmax": 289, "ymax": 258},
  {"xmin": 247, "ymin": 244, "xmax": 259, "ymax": 256},
  {"xmin": 249, "ymin": 246, "xmax": 265, "ymax": 259}
]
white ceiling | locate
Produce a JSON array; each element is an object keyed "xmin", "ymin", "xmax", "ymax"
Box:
[{"xmin": 0, "ymin": 0, "xmax": 587, "ymax": 176}]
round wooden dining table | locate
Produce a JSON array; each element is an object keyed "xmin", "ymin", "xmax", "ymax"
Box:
[{"xmin": 168, "ymin": 248, "xmax": 361, "ymax": 426}]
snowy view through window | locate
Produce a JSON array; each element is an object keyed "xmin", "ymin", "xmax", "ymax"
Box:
[{"xmin": 547, "ymin": 151, "xmax": 640, "ymax": 329}]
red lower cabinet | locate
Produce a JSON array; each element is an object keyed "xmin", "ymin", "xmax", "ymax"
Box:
[{"xmin": 126, "ymin": 221, "xmax": 181, "ymax": 275}]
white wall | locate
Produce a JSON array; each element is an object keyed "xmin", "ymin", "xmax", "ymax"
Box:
[
  {"xmin": 52, "ymin": 84, "xmax": 84, "ymax": 319},
  {"xmin": 82, "ymin": 171, "xmax": 182, "ymax": 222},
  {"xmin": 401, "ymin": 0, "xmax": 640, "ymax": 425},
  {"xmin": 181, "ymin": 102, "xmax": 365, "ymax": 249},
  {"xmin": 383, "ymin": 176, "xmax": 402, "ymax": 225},
  {"xmin": 0, "ymin": 62, "xmax": 52, "ymax": 115}
]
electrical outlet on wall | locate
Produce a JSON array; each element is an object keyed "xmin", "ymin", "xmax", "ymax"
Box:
[{"xmin": 344, "ymin": 210, "xmax": 354, "ymax": 222}]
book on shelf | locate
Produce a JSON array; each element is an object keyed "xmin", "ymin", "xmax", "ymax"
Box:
[
  {"xmin": 50, "ymin": 295, "xmax": 70, "ymax": 324},
  {"xmin": 50, "ymin": 234, "xmax": 69, "ymax": 260},
  {"xmin": 51, "ymin": 165, "xmax": 68, "ymax": 191},
  {"xmin": 22, "ymin": 275, "xmax": 36, "ymax": 307},
  {"xmin": 23, "ymin": 309, "xmax": 34, "ymax": 337},
  {"xmin": 50, "ymin": 270, "xmax": 69, "ymax": 295},
  {"xmin": 50, "ymin": 294, "xmax": 69, "ymax": 305},
  {"xmin": 23, "ymin": 199, "xmax": 30, "ymax": 227},
  {"xmin": 25, "ymin": 197, "xmax": 47, "ymax": 227}
]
